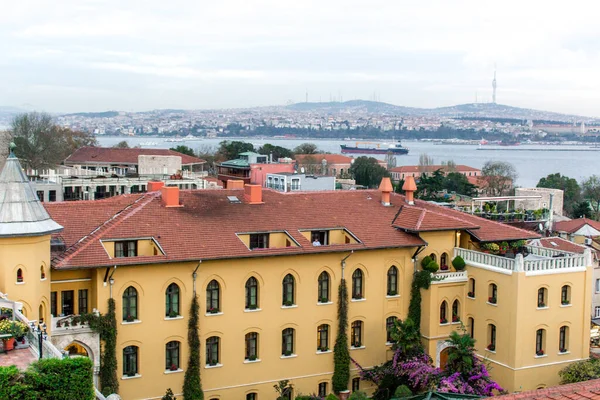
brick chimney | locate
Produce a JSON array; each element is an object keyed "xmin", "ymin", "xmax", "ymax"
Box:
[
  {"xmin": 148, "ymin": 181, "xmax": 165, "ymax": 192},
  {"xmin": 161, "ymin": 186, "xmax": 183, "ymax": 207},
  {"xmin": 379, "ymin": 177, "xmax": 393, "ymax": 206},
  {"xmin": 244, "ymin": 184, "xmax": 264, "ymax": 204},
  {"xmin": 227, "ymin": 180, "xmax": 245, "ymax": 189},
  {"xmin": 402, "ymin": 176, "xmax": 417, "ymax": 205}
]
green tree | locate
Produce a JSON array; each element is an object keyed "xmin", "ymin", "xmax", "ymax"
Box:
[
  {"xmin": 332, "ymin": 279, "xmax": 350, "ymax": 393},
  {"xmin": 349, "ymin": 156, "xmax": 390, "ymax": 188},
  {"xmin": 170, "ymin": 145, "xmax": 196, "ymax": 157},
  {"xmin": 390, "ymin": 318, "xmax": 423, "ymax": 357},
  {"xmin": 217, "ymin": 140, "xmax": 254, "ymax": 160},
  {"xmin": 257, "ymin": 143, "xmax": 293, "ymax": 160},
  {"xmin": 582, "ymin": 175, "xmax": 600, "ymax": 220},
  {"xmin": 444, "ymin": 328, "xmax": 476, "ymax": 376},
  {"xmin": 293, "ymin": 142, "xmax": 319, "ymax": 154},
  {"xmin": 443, "ymin": 172, "xmax": 477, "ymax": 197},
  {"xmin": 11, "ymin": 112, "xmax": 97, "ymax": 170},
  {"xmin": 113, "ymin": 140, "xmax": 130, "ymax": 149},
  {"xmin": 559, "ymin": 358, "xmax": 600, "ymax": 384},
  {"xmin": 416, "ymin": 170, "xmax": 445, "ymax": 199},
  {"xmin": 537, "ymin": 173, "xmax": 581, "ymax": 216},
  {"xmin": 481, "ymin": 161, "xmax": 517, "ymax": 197},
  {"xmin": 573, "ymin": 201, "xmax": 593, "ymax": 219},
  {"xmin": 183, "ymin": 296, "xmax": 203, "ymax": 399}
]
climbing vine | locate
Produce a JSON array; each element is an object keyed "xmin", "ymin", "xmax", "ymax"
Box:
[
  {"xmin": 80, "ymin": 298, "xmax": 118, "ymax": 396},
  {"xmin": 332, "ymin": 278, "xmax": 350, "ymax": 394},
  {"xmin": 408, "ymin": 270, "xmax": 435, "ymax": 331},
  {"xmin": 183, "ymin": 295, "xmax": 204, "ymax": 399}
]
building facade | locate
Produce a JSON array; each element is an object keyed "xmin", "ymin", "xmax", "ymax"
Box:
[
  {"xmin": 265, "ymin": 173, "xmax": 335, "ymax": 192},
  {"xmin": 389, "ymin": 164, "xmax": 481, "ymax": 182},
  {"xmin": 0, "ymin": 150, "xmax": 593, "ymax": 399}
]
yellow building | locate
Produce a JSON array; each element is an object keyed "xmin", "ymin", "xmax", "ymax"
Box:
[{"xmin": 0, "ymin": 150, "xmax": 593, "ymax": 399}]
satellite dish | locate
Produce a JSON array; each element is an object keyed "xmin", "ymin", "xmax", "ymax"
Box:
[
  {"xmin": 300, "ymin": 167, "xmax": 305, "ymax": 174},
  {"xmin": 538, "ymin": 223, "xmax": 544, "ymax": 232},
  {"xmin": 351, "ymin": 159, "xmax": 355, "ymax": 164}
]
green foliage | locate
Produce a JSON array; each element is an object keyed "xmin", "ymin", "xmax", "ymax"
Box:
[
  {"xmin": 274, "ymin": 380, "xmax": 292, "ymax": 400},
  {"xmin": 293, "ymin": 143, "xmax": 319, "ymax": 154},
  {"xmin": 537, "ymin": 173, "xmax": 581, "ymax": 216},
  {"xmin": 559, "ymin": 358, "xmax": 600, "ymax": 384},
  {"xmin": 394, "ymin": 384, "xmax": 413, "ymax": 398},
  {"xmin": 582, "ymin": 175, "xmax": 600, "ymax": 220},
  {"xmin": 349, "ymin": 156, "xmax": 390, "ymax": 188},
  {"xmin": 217, "ymin": 140, "xmax": 254, "ymax": 160},
  {"xmin": 390, "ymin": 318, "xmax": 423, "ymax": 357},
  {"xmin": 183, "ymin": 296, "xmax": 204, "ymax": 399},
  {"xmin": 326, "ymin": 394, "xmax": 339, "ymax": 400},
  {"xmin": 451, "ymin": 256, "xmax": 466, "ymax": 271},
  {"xmin": 423, "ymin": 261, "xmax": 439, "ymax": 273},
  {"xmin": 113, "ymin": 140, "xmax": 130, "ymax": 148},
  {"xmin": 170, "ymin": 145, "xmax": 196, "ymax": 157},
  {"xmin": 0, "ymin": 357, "xmax": 94, "ymax": 400},
  {"xmin": 420, "ymin": 256, "xmax": 432, "ymax": 268},
  {"xmin": 348, "ymin": 391, "xmax": 369, "ymax": 400},
  {"xmin": 445, "ymin": 328, "xmax": 476, "ymax": 376},
  {"xmin": 11, "ymin": 112, "xmax": 97, "ymax": 170},
  {"xmin": 162, "ymin": 388, "xmax": 177, "ymax": 400},
  {"xmin": 443, "ymin": 172, "xmax": 477, "ymax": 197},
  {"xmin": 258, "ymin": 143, "xmax": 293, "ymax": 160},
  {"xmin": 408, "ymin": 270, "xmax": 435, "ymax": 331},
  {"xmin": 481, "ymin": 161, "xmax": 517, "ymax": 197},
  {"xmin": 332, "ymin": 278, "xmax": 350, "ymax": 393},
  {"xmin": 573, "ymin": 201, "xmax": 594, "ymax": 219}
]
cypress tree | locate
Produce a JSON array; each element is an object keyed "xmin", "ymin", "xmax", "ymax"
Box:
[
  {"xmin": 332, "ymin": 278, "xmax": 350, "ymax": 393},
  {"xmin": 100, "ymin": 298, "xmax": 119, "ymax": 396},
  {"xmin": 183, "ymin": 295, "xmax": 203, "ymax": 399}
]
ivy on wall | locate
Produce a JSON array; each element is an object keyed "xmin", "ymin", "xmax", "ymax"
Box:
[
  {"xmin": 332, "ymin": 278, "xmax": 350, "ymax": 393},
  {"xmin": 183, "ymin": 295, "xmax": 204, "ymax": 399}
]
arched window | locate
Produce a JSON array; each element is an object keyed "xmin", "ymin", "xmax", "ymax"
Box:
[
  {"xmin": 318, "ymin": 272, "xmax": 330, "ymax": 303},
  {"xmin": 352, "ymin": 269, "xmax": 363, "ymax": 299},
  {"xmin": 282, "ymin": 274, "xmax": 295, "ymax": 306},
  {"xmin": 123, "ymin": 345, "xmax": 138, "ymax": 376},
  {"xmin": 468, "ymin": 317, "xmax": 474, "ymax": 338},
  {"xmin": 165, "ymin": 283, "xmax": 180, "ymax": 318},
  {"xmin": 245, "ymin": 277, "xmax": 259, "ymax": 310},
  {"xmin": 452, "ymin": 300, "xmax": 460, "ymax": 323},
  {"xmin": 440, "ymin": 301, "xmax": 448, "ymax": 324},
  {"xmin": 536, "ymin": 329, "xmax": 546, "ymax": 356},
  {"xmin": 429, "ymin": 253, "xmax": 437, "ymax": 263},
  {"xmin": 559, "ymin": 326, "xmax": 569, "ymax": 353},
  {"xmin": 282, "ymin": 328, "xmax": 295, "ymax": 356},
  {"xmin": 245, "ymin": 332, "xmax": 258, "ymax": 360},
  {"xmin": 386, "ymin": 316, "xmax": 398, "ymax": 343},
  {"xmin": 206, "ymin": 280, "xmax": 220, "ymax": 313},
  {"xmin": 487, "ymin": 324, "xmax": 496, "ymax": 351},
  {"xmin": 318, "ymin": 382, "xmax": 328, "ymax": 397},
  {"xmin": 440, "ymin": 253, "xmax": 448, "ymax": 269},
  {"xmin": 351, "ymin": 321, "xmax": 363, "ymax": 347},
  {"xmin": 352, "ymin": 377, "xmax": 360, "ymax": 391},
  {"xmin": 468, "ymin": 278, "xmax": 475, "ymax": 298},
  {"xmin": 206, "ymin": 336, "xmax": 220, "ymax": 366},
  {"xmin": 16, "ymin": 268, "xmax": 23, "ymax": 283},
  {"xmin": 165, "ymin": 341, "xmax": 180, "ymax": 371},
  {"xmin": 488, "ymin": 283, "xmax": 497, "ymax": 304},
  {"xmin": 40, "ymin": 266, "xmax": 45, "ymax": 280},
  {"xmin": 561, "ymin": 285, "xmax": 571, "ymax": 305},
  {"xmin": 317, "ymin": 324, "xmax": 329, "ymax": 351},
  {"xmin": 246, "ymin": 394, "xmax": 257, "ymax": 400},
  {"xmin": 537, "ymin": 288, "xmax": 547, "ymax": 308},
  {"xmin": 122, "ymin": 286, "xmax": 138, "ymax": 321},
  {"xmin": 387, "ymin": 266, "xmax": 398, "ymax": 296}
]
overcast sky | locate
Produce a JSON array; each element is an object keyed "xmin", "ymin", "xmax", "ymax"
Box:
[{"xmin": 1, "ymin": 0, "xmax": 599, "ymax": 115}]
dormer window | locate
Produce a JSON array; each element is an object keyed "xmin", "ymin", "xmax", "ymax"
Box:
[
  {"xmin": 115, "ymin": 241, "xmax": 137, "ymax": 258},
  {"xmin": 311, "ymin": 231, "xmax": 329, "ymax": 246},
  {"xmin": 249, "ymin": 234, "xmax": 269, "ymax": 250}
]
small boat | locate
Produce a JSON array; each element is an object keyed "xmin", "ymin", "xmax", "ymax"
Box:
[
  {"xmin": 165, "ymin": 138, "xmax": 184, "ymax": 143},
  {"xmin": 139, "ymin": 141, "xmax": 157, "ymax": 147},
  {"xmin": 341, "ymin": 141, "xmax": 409, "ymax": 155},
  {"xmin": 183, "ymin": 134, "xmax": 202, "ymax": 141}
]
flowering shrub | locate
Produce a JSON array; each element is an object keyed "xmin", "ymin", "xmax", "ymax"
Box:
[
  {"xmin": 0, "ymin": 320, "xmax": 29, "ymax": 337},
  {"xmin": 440, "ymin": 318, "xmax": 448, "ymax": 324},
  {"xmin": 488, "ymin": 296, "xmax": 497, "ymax": 304},
  {"xmin": 536, "ymin": 349, "xmax": 545, "ymax": 356},
  {"xmin": 467, "ymin": 291, "xmax": 474, "ymax": 298}
]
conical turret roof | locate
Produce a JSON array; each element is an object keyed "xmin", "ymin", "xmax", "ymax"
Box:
[{"xmin": 0, "ymin": 144, "xmax": 63, "ymax": 237}]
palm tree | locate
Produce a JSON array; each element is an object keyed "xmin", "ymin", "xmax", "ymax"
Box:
[
  {"xmin": 445, "ymin": 327, "xmax": 476, "ymax": 376},
  {"xmin": 391, "ymin": 318, "xmax": 423, "ymax": 358}
]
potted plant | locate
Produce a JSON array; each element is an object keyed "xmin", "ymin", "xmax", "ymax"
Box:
[
  {"xmin": 208, "ymin": 360, "xmax": 218, "ymax": 366},
  {"xmin": 387, "ymin": 290, "xmax": 397, "ymax": 296},
  {"xmin": 248, "ymin": 304, "xmax": 258, "ymax": 310},
  {"xmin": 126, "ymin": 370, "xmax": 136, "ymax": 377},
  {"xmin": 562, "ymin": 299, "xmax": 570, "ymax": 306},
  {"xmin": 319, "ymin": 297, "xmax": 329, "ymax": 303},
  {"xmin": 488, "ymin": 296, "xmax": 497, "ymax": 304},
  {"xmin": 499, "ymin": 241, "xmax": 509, "ymax": 255},
  {"xmin": 536, "ymin": 349, "xmax": 545, "ymax": 356},
  {"xmin": 208, "ymin": 307, "xmax": 219, "ymax": 314},
  {"xmin": 318, "ymin": 346, "xmax": 329, "ymax": 352},
  {"xmin": 168, "ymin": 310, "xmax": 178, "ymax": 318},
  {"xmin": 247, "ymin": 354, "xmax": 257, "ymax": 361},
  {"xmin": 440, "ymin": 264, "xmax": 449, "ymax": 271},
  {"xmin": 467, "ymin": 291, "xmax": 475, "ymax": 298},
  {"xmin": 283, "ymin": 350, "xmax": 293, "ymax": 357},
  {"xmin": 126, "ymin": 315, "xmax": 135, "ymax": 322},
  {"xmin": 440, "ymin": 317, "xmax": 448, "ymax": 324},
  {"xmin": 169, "ymin": 364, "xmax": 178, "ymax": 371},
  {"xmin": 452, "ymin": 256, "xmax": 466, "ymax": 271},
  {"xmin": 56, "ymin": 321, "xmax": 62, "ymax": 328},
  {"xmin": 353, "ymin": 293, "xmax": 362, "ymax": 300},
  {"xmin": 559, "ymin": 347, "xmax": 567, "ymax": 353},
  {"xmin": 537, "ymin": 301, "xmax": 546, "ymax": 308},
  {"xmin": 487, "ymin": 344, "xmax": 495, "ymax": 351},
  {"xmin": 452, "ymin": 314, "xmax": 460, "ymax": 323},
  {"xmin": 63, "ymin": 320, "xmax": 70, "ymax": 327},
  {"xmin": 283, "ymin": 300, "xmax": 293, "ymax": 307}
]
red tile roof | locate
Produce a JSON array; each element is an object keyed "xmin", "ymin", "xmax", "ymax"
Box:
[
  {"xmin": 554, "ymin": 218, "xmax": 600, "ymax": 235},
  {"xmin": 295, "ymin": 154, "xmax": 354, "ymax": 164},
  {"xmin": 492, "ymin": 379, "xmax": 600, "ymax": 400},
  {"xmin": 390, "ymin": 165, "xmax": 481, "ymax": 173},
  {"xmin": 64, "ymin": 147, "xmax": 206, "ymax": 166},
  {"xmin": 529, "ymin": 237, "xmax": 588, "ymax": 254},
  {"xmin": 44, "ymin": 190, "xmax": 539, "ymax": 270}
]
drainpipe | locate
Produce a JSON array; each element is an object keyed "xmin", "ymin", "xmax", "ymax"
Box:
[
  {"xmin": 192, "ymin": 261, "xmax": 202, "ymax": 295},
  {"xmin": 412, "ymin": 245, "xmax": 426, "ymax": 274},
  {"xmin": 107, "ymin": 266, "xmax": 117, "ymax": 299},
  {"xmin": 340, "ymin": 251, "xmax": 354, "ymax": 279}
]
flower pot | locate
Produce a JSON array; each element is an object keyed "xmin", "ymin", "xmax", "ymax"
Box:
[
  {"xmin": 3, "ymin": 338, "xmax": 15, "ymax": 351},
  {"xmin": 338, "ymin": 390, "xmax": 351, "ymax": 400}
]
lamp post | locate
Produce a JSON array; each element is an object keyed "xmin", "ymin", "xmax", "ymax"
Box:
[{"xmin": 29, "ymin": 322, "xmax": 47, "ymax": 360}]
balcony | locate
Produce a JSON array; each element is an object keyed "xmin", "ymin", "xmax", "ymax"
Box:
[
  {"xmin": 431, "ymin": 270, "xmax": 468, "ymax": 284},
  {"xmin": 454, "ymin": 246, "xmax": 589, "ymax": 275}
]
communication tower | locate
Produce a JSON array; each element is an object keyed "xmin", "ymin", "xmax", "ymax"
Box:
[{"xmin": 492, "ymin": 67, "xmax": 497, "ymax": 104}]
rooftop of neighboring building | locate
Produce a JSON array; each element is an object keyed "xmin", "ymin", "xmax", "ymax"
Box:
[
  {"xmin": 554, "ymin": 218, "xmax": 600, "ymax": 236},
  {"xmin": 295, "ymin": 154, "xmax": 355, "ymax": 164},
  {"xmin": 390, "ymin": 164, "xmax": 481, "ymax": 173},
  {"xmin": 44, "ymin": 184, "xmax": 539, "ymax": 270},
  {"xmin": 64, "ymin": 146, "xmax": 206, "ymax": 166},
  {"xmin": 490, "ymin": 379, "xmax": 600, "ymax": 400},
  {"xmin": 528, "ymin": 237, "xmax": 589, "ymax": 254}
]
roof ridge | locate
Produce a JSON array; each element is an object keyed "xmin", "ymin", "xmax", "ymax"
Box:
[
  {"xmin": 414, "ymin": 209, "xmax": 427, "ymax": 230},
  {"xmin": 53, "ymin": 193, "xmax": 158, "ymax": 267}
]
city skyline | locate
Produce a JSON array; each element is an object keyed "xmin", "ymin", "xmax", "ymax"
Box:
[{"xmin": 1, "ymin": 0, "xmax": 599, "ymax": 116}]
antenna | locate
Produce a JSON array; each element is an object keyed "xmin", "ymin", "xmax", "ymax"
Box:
[
  {"xmin": 492, "ymin": 64, "xmax": 497, "ymax": 104},
  {"xmin": 305, "ymin": 90, "xmax": 308, "ymax": 103}
]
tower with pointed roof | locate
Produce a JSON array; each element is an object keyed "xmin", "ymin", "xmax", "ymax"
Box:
[{"xmin": 0, "ymin": 143, "xmax": 62, "ymax": 322}]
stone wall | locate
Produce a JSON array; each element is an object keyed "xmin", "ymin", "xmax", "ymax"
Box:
[
  {"xmin": 515, "ymin": 187, "xmax": 564, "ymax": 216},
  {"xmin": 138, "ymin": 155, "xmax": 182, "ymax": 175}
]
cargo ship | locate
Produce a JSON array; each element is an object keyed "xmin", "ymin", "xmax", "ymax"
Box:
[{"xmin": 340, "ymin": 141, "xmax": 409, "ymax": 155}]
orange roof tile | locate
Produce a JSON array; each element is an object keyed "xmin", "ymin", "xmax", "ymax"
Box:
[
  {"xmin": 45, "ymin": 190, "xmax": 539, "ymax": 270},
  {"xmin": 64, "ymin": 147, "xmax": 206, "ymax": 166},
  {"xmin": 554, "ymin": 218, "xmax": 600, "ymax": 235},
  {"xmin": 492, "ymin": 379, "xmax": 600, "ymax": 400},
  {"xmin": 390, "ymin": 165, "xmax": 481, "ymax": 173}
]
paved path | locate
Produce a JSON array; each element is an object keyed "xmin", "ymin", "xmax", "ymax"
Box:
[{"xmin": 0, "ymin": 348, "xmax": 37, "ymax": 370}]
